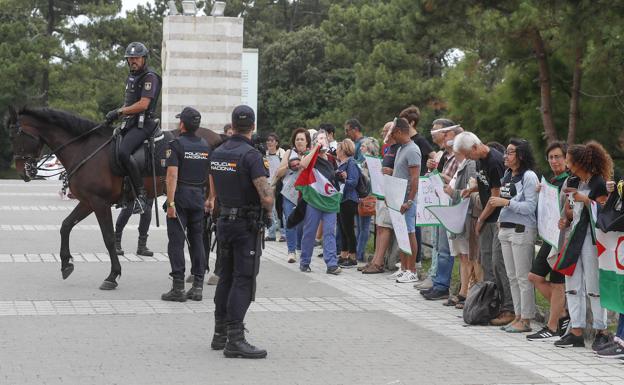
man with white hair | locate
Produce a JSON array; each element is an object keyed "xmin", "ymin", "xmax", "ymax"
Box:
[{"xmin": 453, "ymin": 131, "xmax": 515, "ymax": 325}]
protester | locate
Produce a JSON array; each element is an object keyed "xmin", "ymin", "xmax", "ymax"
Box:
[
  {"xmin": 355, "ymin": 136, "xmax": 380, "ymax": 262},
  {"xmin": 275, "ymin": 128, "xmax": 310, "ymax": 263},
  {"xmin": 223, "ymin": 123, "xmax": 233, "ymax": 137},
  {"xmin": 555, "ymin": 141, "xmax": 611, "ymax": 349},
  {"xmin": 298, "ymin": 130, "xmax": 341, "ymax": 274},
  {"xmin": 265, "ymin": 133, "xmax": 286, "ymax": 242},
  {"xmin": 487, "ymin": 139, "xmax": 539, "ymax": 333},
  {"xmin": 442, "ymin": 145, "xmax": 478, "ymax": 308},
  {"xmin": 345, "ymin": 118, "xmax": 366, "ymax": 163},
  {"xmin": 454, "ymin": 131, "xmax": 515, "ymax": 326},
  {"xmin": 388, "ymin": 118, "xmax": 420, "ymax": 283},
  {"xmin": 527, "ymin": 141, "xmax": 570, "ymax": 341},
  {"xmin": 320, "ymin": 123, "xmax": 338, "ymax": 154},
  {"xmin": 336, "ymin": 139, "xmax": 360, "ymax": 268},
  {"xmin": 421, "ymin": 123, "xmax": 462, "ymax": 300}
]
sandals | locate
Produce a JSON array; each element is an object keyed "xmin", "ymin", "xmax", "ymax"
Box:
[
  {"xmin": 361, "ymin": 264, "xmax": 384, "ymax": 274},
  {"xmin": 357, "ymin": 263, "xmax": 371, "ymax": 272},
  {"xmin": 443, "ymin": 295, "xmax": 466, "ymax": 307},
  {"xmin": 505, "ymin": 322, "xmax": 532, "ymax": 333}
]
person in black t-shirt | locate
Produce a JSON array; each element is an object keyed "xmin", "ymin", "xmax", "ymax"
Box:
[{"xmin": 454, "ymin": 131, "xmax": 515, "ymax": 326}]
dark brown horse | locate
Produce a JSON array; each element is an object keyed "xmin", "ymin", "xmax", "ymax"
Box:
[{"xmin": 6, "ymin": 106, "xmax": 224, "ymax": 290}]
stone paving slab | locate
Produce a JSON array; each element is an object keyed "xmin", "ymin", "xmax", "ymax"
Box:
[{"xmin": 0, "ymin": 312, "xmax": 548, "ymax": 385}]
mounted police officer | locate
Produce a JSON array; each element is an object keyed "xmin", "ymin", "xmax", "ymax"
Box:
[
  {"xmin": 209, "ymin": 105, "xmax": 273, "ymax": 359},
  {"xmin": 105, "ymin": 41, "xmax": 161, "ymax": 214},
  {"xmin": 161, "ymin": 107, "xmax": 211, "ymax": 302}
]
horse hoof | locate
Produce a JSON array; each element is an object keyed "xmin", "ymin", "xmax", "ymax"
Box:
[
  {"xmin": 61, "ymin": 264, "xmax": 74, "ymax": 280},
  {"xmin": 99, "ymin": 280, "xmax": 118, "ymax": 290}
]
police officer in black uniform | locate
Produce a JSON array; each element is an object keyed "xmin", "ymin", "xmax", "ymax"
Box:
[
  {"xmin": 209, "ymin": 105, "xmax": 273, "ymax": 359},
  {"xmin": 105, "ymin": 41, "xmax": 161, "ymax": 214},
  {"xmin": 113, "ymin": 198, "xmax": 154, "ymax": 257},
  {"xmin": 161, "ymin": 107, "xmax": 211, "ymax": 302}
]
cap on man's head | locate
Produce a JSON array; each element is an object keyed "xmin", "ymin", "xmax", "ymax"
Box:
[
  {"xmin": 232, "ymin": 105, "xmax": 255, "ymax": 128},
  {"xmin": 176, "ymin": 106, "xmax": 201, "ymax": 130}
]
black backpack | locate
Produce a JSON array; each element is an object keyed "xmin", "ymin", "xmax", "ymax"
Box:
[
  {"xmin": 462, "ymin": 281, "xmax": 500, "ymax": 325},
  {"xmin": 354, "ymin": 162, "xmax": 371, "ymax": 198}
]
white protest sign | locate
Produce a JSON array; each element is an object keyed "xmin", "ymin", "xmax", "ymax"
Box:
[
  {"xmin": 383, "ymin": 175, "xmax": 407, "ymax": 211},
  {"xmin": 537, "ymin": 176, "xmax": 561, "ymax": 249},
  {"xmin": 426, "ymin": 198, "xmax": 470, "ymax": 234},
  {"xmin": 388, "ymin": 208, "xmax": 412, "ymax": 255},
  {"xmin": 416, "ymin": 175, "xmax": 444, "ymax": 226},
  {"xmin": 365, "ymin": 156, "xmax": 384, "ymax": 198},
  {"xmin": 428, "ymin": 172, "xmax": 450, "ymax": 205}
]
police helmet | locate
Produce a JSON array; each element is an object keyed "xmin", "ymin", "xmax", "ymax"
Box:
[{"xmin": 124, "ymin": 42, "xmax": 149, "ymax": 58}]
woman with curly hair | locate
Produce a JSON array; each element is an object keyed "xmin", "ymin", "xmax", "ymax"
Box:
[{"xmin": 554, "ymin": 141, "xmax": 612, "ymax": 349}]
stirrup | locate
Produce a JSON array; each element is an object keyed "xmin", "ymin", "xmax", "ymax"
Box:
[{"xmin": 132, "ymin": 197, "xmax": 146, "ymax": 214}]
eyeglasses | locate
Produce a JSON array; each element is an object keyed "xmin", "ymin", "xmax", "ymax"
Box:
[{"xmin": 548, "ymin": 155, "xmax": 564, "ymax": 161}]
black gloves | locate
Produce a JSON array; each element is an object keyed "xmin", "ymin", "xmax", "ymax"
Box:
[{"xmin": 106, "ymin": 108, "xmax": 121, "ymax": 123}]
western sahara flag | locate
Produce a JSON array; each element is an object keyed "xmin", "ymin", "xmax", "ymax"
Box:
[
  {"xmin": 596, "ymin": 229, "xmax": 624, "ymax": 313},
  {"xmin": 295, "ymin": 146, "xmax": 342, "ymax": 213}
]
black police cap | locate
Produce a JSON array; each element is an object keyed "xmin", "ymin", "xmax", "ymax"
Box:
[
  {"xmin": 176, "ymin": 107, "xmax": 201, "ymax": 130},
  {"xmin": 232, "ymin": 105, "xmax": 255, "ymax": 127}
]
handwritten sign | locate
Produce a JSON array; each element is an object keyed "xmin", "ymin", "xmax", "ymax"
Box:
[
  {"xmin": 365, "ymin": 156, "xmax": 384, "ymax": 198},
  {"xmin": 537, "ymin": 176, "xmax": 561, "ymax": 249},
  {"xmin": 416, "ymin": 175, "xmax": 444, "ymax": 226}
]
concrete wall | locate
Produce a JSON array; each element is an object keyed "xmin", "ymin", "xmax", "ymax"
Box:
[{"xmin": 161, "ymin": 15, "xmax": 244, "ymax": 132}]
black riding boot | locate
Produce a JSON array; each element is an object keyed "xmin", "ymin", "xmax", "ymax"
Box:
[
  {"xmin": 185, "ymin": 275, "xmax": 203, "ymax": 301},
  {"xmin": 223, "ymin": 323, "xmax": 267, "ymax": 359},
  {"xmin": 211, "ymin": 317, "xmax": 227, "ymax": 350},
  {"xmin": 126, "ymin": 155, "xmax": 147, "ymax": 214},
  {"xmin": 136, "ymin": 235, "xmax": 153, "ymax": 257},
  {"xmin": 161, "ymin": 278, "xmax": 186, "ymax": 302},
  {"xmin": 114, "ymin": 232, "xmax": 124, "ymax": 256}
]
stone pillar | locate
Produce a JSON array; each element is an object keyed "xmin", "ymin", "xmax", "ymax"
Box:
[{"xmin": 161, "ymin": 15, "xmax": 244, "ymax": 132}]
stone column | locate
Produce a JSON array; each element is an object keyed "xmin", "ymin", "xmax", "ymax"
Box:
[{"xmin": 161, "ymin": 15, "xmax": 244, "ymax": 132}]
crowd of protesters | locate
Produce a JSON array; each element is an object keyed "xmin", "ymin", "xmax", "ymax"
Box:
[{"xmin": 262, "ymin": 105, "xmax": 624, "ymax": 359}]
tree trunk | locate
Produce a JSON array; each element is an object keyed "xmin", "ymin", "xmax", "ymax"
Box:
[
  {"xmin": 41, "ymin": 0, "xmax": 55, "ymax": 106},
  {"xmin": 567, "ymin": 44, "xmax": 584, "ymax": 145},
  {"xmin": 532, "ymin": 28, "xmax": 557, "ymax": 143}
]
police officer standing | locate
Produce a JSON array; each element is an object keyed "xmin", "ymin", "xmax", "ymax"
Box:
[
  {"xmin": 105, "ymin": 41, "xmax": 161, "ymax": 214},
  {"xmin": 161, "ymin": 107, "xmax": 211, "ymax": 302},
  {"xmin": 209, "ymin": 105, "xmax": 273, "ymax": 359},
  {"xmin": 114, "ymin": 200, "xmax": 154, "ymax": 257}
]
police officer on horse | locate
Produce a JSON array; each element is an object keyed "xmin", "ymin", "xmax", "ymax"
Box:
[
  {"xmin": 209, "ymin": 105, "xmax": 273, "ymax": 359},
  {"xmin": 106, "ymin": 41, "xmax": 161, "ymax": 213},
  {"xmin": 161, "ymin": 107, "xmax": 211, "ymax": 302}
]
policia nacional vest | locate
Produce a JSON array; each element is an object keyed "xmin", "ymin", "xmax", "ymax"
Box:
[
  {"xmin": 123, "ymin": 67, "xmax": 161, "ymax": 127},
  {"xmin": 210, "ymin": 138, "xmax": 261, "ymax": 208},
  {"xmin": 176, "ymin": 135, "xmax": 210, "ymax": 187}
]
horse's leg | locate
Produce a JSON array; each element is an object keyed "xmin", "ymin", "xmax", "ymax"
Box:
[
  {"xmin": 91, "ymin": 200, "xmax": 122, "ymax": 290},
  {"xmin": 59, "ymin": 201, "xmax": 93, "ymax": 279}
]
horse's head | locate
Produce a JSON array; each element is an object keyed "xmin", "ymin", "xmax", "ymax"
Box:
[{"xmin": 7, "ymin": 106, "xmax": 44, "ymax": 182}]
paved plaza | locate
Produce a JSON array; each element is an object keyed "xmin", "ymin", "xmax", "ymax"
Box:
[{"xmin": 1, "ymin": 180, "xmax": 624, "ymax": 384}]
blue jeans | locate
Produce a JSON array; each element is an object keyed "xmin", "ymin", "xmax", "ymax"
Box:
[
  {"xmin": 283, "ymin": 198, "xmax": 302, "ymax": 253},
  {"xmin": 356, "ymin": 215, "xmax": 371, "ymax": 261},
  {"xmin": 432, "ymin": 226, "xmax": 454, "ymax": 292},
  {"xmin": 617, "ymin": 313, "xmax": 624, "ymax": 339},
  {"xmin": 267, "ymin": 205, "xmax": 282, "ymax": 239},
  {"xmin": 300, "ymin": 205, "xmax": 338, "ymax": 269}
]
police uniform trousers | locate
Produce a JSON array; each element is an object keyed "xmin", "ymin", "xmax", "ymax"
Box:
[
  {"xmin": 166, "ymin": 187, "xmax": 206, "ymax": 280},
  {"xmin": 116, "ymin": 197, "xmax": 154, "ymax": 235},
  {"xmin": 214, "ymin": 217, "xmax": 260, "ymax": 324},
  {"xmin": 118, "ymin": 126, "xmax": 149, "ymax": 165}
]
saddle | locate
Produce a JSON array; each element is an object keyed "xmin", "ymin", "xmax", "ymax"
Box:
[{"xmin": 110, "ymin": 119, "xmax": 167, "ymax": 177}]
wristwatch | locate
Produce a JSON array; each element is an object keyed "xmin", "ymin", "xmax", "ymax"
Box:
[{"xmin": 168, "ymin": 201, "xmax": 175, "ymax": 207}]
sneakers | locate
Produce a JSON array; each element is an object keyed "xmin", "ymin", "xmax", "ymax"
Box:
[
  {"xmin": 526, "ymin": 326, "xmax": 558, "ymax": 341},
  {"xmin": 413, "ymin": 277, "xmax": 433, "ymax": 289},
  {"xmin": 278, "ymin": 235, "xmax": 286, "ymax": 242},
  {"xmin": 287, "ymin": 253, "xmax": 296, "ymax": 264},
  {"xmin": 206, "ymin": 273, "xmax": 220, "ymax": 286},
  {"xmin": 337, "ymin": 256, "xmax": 349, "ymax": 265},
  {"xmin": 389, "ymin": 270, "xmax": 406, "ymax": 280},
  {"xmin": 326, "ymin": 266, "xmax": 342, "ymax": 275},
  {"xmin": 339, "ymin": 259, "xmax": 357, "ymax": 269},
  {"xmin": 264, "ymin": 236, "xmax": 276, "ymax": 242},
  {"xmin": 422, "ymin": 289, "xmax": 449, "ymax": 301},
  {"xmin": 300, "ymin": 265, "xmax": 311, "ymax": 273},
  {"xmin": 597, "ymin": 340, "xmax": 624, "ymax": 359},
  {"xmin": 554, "ymin": 333, "xmax": 585, "ymax": 348},
  {"xmin": 396, "ymin": 271, "xmax": 418, "ymax": 283},
  {"xmin": 490, "ymin": 311, "xmax": 516, "ymax": 326},
  {"xmin": 557, "ymin": 316, "xmax": 570, "ymax": 336},
  {"xmin": 592, "ymin": 333, "xmax": 612, "ymax": 352}
]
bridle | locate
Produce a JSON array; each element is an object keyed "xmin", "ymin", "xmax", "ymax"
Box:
[{"xmin": 10, "ymin": 117, "xmax": 107, "ymax": 180}]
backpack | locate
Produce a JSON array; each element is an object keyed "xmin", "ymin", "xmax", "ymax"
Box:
[
  {"xmin": 354, "ymin": 163, "xmax": 371, "ymax": 198},
  {"xmin": 462, "ymin": 281, "xmax": 500, "ymax": 325}
]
